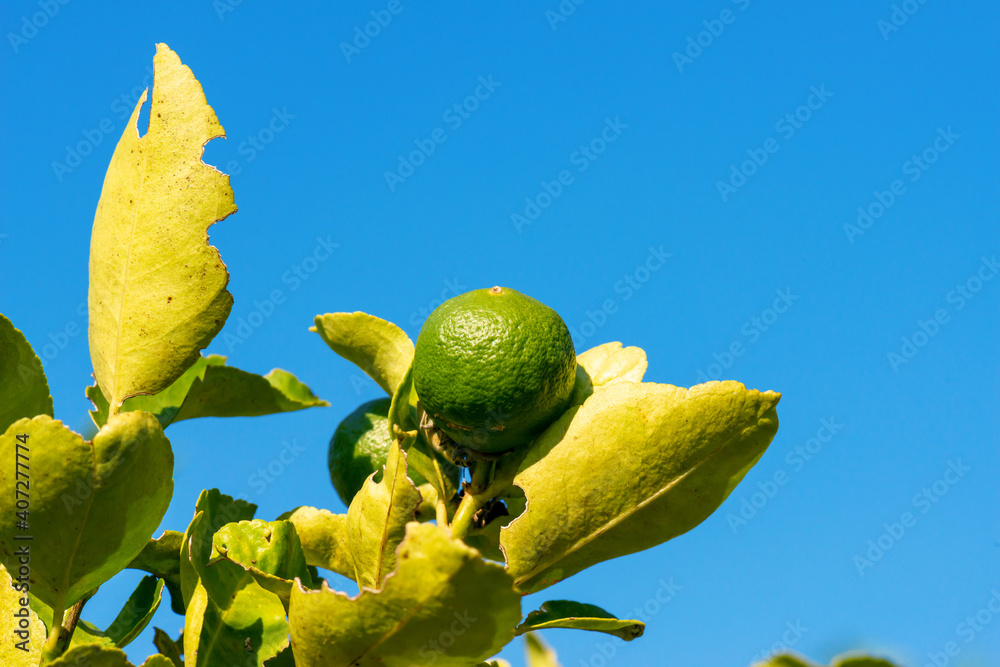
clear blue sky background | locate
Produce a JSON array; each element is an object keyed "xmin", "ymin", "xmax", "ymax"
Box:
[{"xmin": 2, "ymin": 2, "xmax": 997, "ymax": 665}]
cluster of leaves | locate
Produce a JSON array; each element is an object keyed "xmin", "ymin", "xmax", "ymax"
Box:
[{"xmin": 0, "ymin": 44, "xmax": 901, "ymax": 667}]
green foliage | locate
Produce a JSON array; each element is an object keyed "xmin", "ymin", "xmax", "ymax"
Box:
[
  {"xmin": 288, "ymin": 523, "xmax": 521, "ymax": 666},
  {"xmin": 0, "ymin": 314, "xmax": 53, "ymax": 433},
  {"xmin": 88, "ymin": 355, "xmax": 326, "ymax": 429},
  {"xmin": 0, "ymin": 41, "xmax": 901, "ymax": 667},
  {"xmin": 516, "ymin": 600, "xmax": 644, "ymax": 641},
  {"xmin": 0, "ymin": 413, "xmax": 173, "ymax": 609},
  {"xmin": 312, "ymin": 311, "xmax": 415, "ymax": 395}
]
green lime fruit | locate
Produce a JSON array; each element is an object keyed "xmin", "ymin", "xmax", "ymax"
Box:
[
  {"xmin": 412, "ymin": 286, "xmax": 577, "ymax": 454},
  {"xmin": 328, "ymin": 397, "xmax": 428, "ymax": 506}
]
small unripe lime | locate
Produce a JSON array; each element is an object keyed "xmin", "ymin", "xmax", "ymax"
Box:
[{"xmin": 327, "ymin": 398, "xmax": 428, "ymax": 506}]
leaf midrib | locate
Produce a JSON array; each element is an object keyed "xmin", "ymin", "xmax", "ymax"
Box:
[
  {"xmin": 512, "ymin": 420, "xmax": 766, "ymax": 588},
  {"xmin": 108, "ymin": 100, "xmax": 151, "ymax": 412}
]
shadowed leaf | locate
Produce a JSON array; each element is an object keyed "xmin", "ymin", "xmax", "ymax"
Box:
[
  {"xmin": 0, "ymin": 313, "xmax": 53, "ymax": 433},
  {"xmin": 516, "ymin": 600, "xmax": 644, "ymax": 641},
  {"xmin": 89, "ymin": 355, "xmax": 326, "ymax": 429}
]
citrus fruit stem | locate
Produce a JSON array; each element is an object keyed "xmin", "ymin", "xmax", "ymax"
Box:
[{"xmin": 450, "ymin": 461, "xmax": 508, "ymax": 539}]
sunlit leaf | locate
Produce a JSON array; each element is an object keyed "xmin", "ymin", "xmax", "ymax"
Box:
[
  {"xmin": 0, "ymin": 564, "xmax": 45, "ymax": 666},
  {"xmin": 502, "ymin": 381, "xmax": 780, "ymax": 593},
  {"xmin": 0, "ymin": 414, "xmax": 173, "ymax": 609},
  {"xmin": 179, "ymin": 489, "xmax": 257, "ymax": 608},
  {"xmin": 184, "ymin": 516, "xmax": 290, "ymax": 666},
  {"xmin": 47, "ymin": 644, "xmax": 175, "ymax": 666},
  {"xmin": 516, "ymin": 600, "xmax": 644, "ymax": 641},
  {"xmin": 524, "ymin": 633, "xmax": 561, "ymax": 667},
  {"xmin": 570, "ymin": 342, "xmax": 647, "ymax": 406},
  {"xmin": 279, "ymin": 506, "xmax": 354, "ymax": 580},
  {"xmin": 312, "ymin": 312, "xmax": 414, "ymax": 395},
  {"xmin": 209, "ymin": 519, "xmax": 313, "ymax": 609},
  {"xmin": 89, "ymin": 355, "xmax": 327, "ymax": 429},
  {"xmin": 347, "ymin": 441, "xmax": 422, "ymax": 590},
  {"xmin": 88, "ymin": 43, "xmax": 237, "ymax": 412},
  {"xmin": 0, "ymin": 313, "xmax": 53, "ymax": 433},
  {"xmin": 289, "ymin": 523, "xmax": 521, "ymax": 667}
]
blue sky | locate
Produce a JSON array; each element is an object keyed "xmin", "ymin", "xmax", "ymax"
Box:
[{"xmin": 2, "ymin": 1, "xmax": 998, "ymax": 665}]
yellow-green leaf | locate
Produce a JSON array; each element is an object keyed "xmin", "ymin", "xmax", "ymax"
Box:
[
  {"xmin": 127, "ymin": 531, "xmax": 184, "ymax": 614},
  {"xmin": 280, "ymin": 506, "xmax": 354, "ymax": 580},
  {"xmin": 178, "ymin": 489, "xmax": 256, "ymax": 608},
  {"xmin": 209, "ymin": 519, "xmax": 313, "ymax": 609},
  {"xmin": 47, "ymin": 644, "xmax": 175, "ymax": 667},
  {"xmin": 516, "ymin": 600, "xmax": 644, "ymax": 641},
  {"xmin": 571, "ymin": 341, "xmax": 647, "ymax": 406},
  {"xmin": 152, "ymin": 628, "xmax": 183, "ymax": 667},
  {"xmin": 0, "ymin": 564, "xmax": 45, "ymax": 666},
  {"xmin": 0, "ymin": 313, "xmax": 53, "ymax": 433},
  {"xmin": 525, "ymin": 632, "xmax": 562, "ymax": 667},
  {"xmin": 501, "ymin": 381, "xmax": 780, "ymax": 593},
  {"xmin": 89, "ymin": 355, "xmax": 327, "ymax": 429},
  {"xmin": 312, "ymin": 312, "xmax": 414, "ymax": 395},
  {"xmin": 0, "ymin": 414, "xmax": 173, "ymax": 609},
  {"xmin": 289, "ymin": 523, "xmax": 521, "ymax": 667},
  {"xmin": 89, "ymin": 43, "xmax": 237, "ymax": 413},
  {"xmin": 347, "ymin": 441, "xmax": 422, "ymax": 590}
]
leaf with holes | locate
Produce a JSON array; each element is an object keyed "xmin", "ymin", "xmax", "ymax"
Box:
[
  {"xmin": 88, "ymin": 355, "xmax": 327, "ymax": 429},
  {"xmin": 88, "ymin": 43, "xmax": 237, "ymax": 413}
]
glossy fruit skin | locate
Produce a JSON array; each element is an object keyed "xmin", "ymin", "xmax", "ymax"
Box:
[
  {"xmin": 328, "ymin": 397, "xmax": 428, "ymax": 506},
  {"xmin": 412, "ymin": 287, "xmax": 577, "ymax": 454}
]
